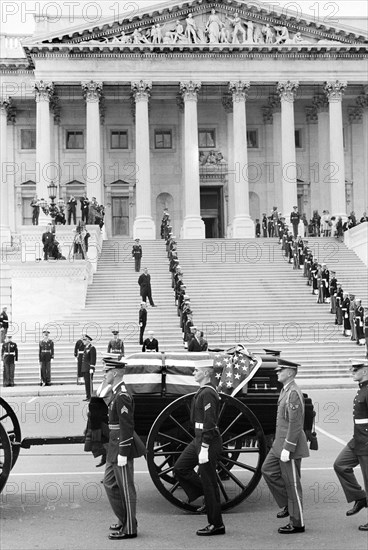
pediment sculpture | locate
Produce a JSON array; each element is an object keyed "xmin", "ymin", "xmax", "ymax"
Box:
[{"xmin": 79, "ymin": 9, "xmax": 342, "ymax": 46}]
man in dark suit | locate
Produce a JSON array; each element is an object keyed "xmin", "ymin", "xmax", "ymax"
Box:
[
  {"xmin": 138, "ymin": 268, "xmax": 156, "ymax": 307},
  {"xmin": 142, "ymin": 331, "xmax": 159, "ymax": 352},
  {"xmin": 42, "ymin": 226, "xmax": 55, "ymax": 260},
  {"xmin": 39, "ymin": 330, "xmax": 54, "ymax": 386},
  {"xmin": 131, "ymin": 239, "xmax": 142, "ymax": 272},
  {"xmin": 188, "ymin": 328, "xmax": 207, "ymax": 352},
  {"xmin": 103, "ymin": 362, "xmax": 146, "ymax": 540},
  {"xmin": 80, "ymin": 193, "xmax": 89, "ymax": 223},
  {"xmin": 334, "ymin": 360, "xmax": 368, "ymax": 531},
  {"xmin": 67, "ymin": 195, "xmax": 77, "ymax": 225},
  {"xmin": 30, "ymin": 195, "xmax": 40, "ymax": 225},
  {"xmin": 138, "ymin": 303, "xmax": 147, "ymax": 345},
  {"xmin": 262, "ymin": 358, "xmax": 309, "ymax": 534},
  {"xmin": 81, "ymin": 334, "xmax": 96, "ymax": 401}
]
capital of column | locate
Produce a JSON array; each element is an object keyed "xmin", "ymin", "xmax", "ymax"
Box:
[
  {"xmin": 305, "ymin": 106, "xmax": 318, "ymax": 123},
  {"xmin": 356, "ymin": 87, "xmax": 368, "ymax": 110},
  {"xmin": 312, "ymin": 94, "xmax": 329, "ymax": 113},
  {"xmin": 222, "ymin": 92, "xmax": 233, "ymax": 114},
  {"xmin": 262, "ymin": 106, "xmax": 273, "ymax": 124},
  {"xmin": 277, "ymin": 81, "xmax": 299, "ymax": 102},
  {"xmin": 34, "ymin": 81, "xmax": 54, "ymax": 102},
  {"xmin": 229, "ymin": 81, "xmax": 250, "ymax": 102},
  {"xmin": 82, "ymin": 81, "xmax": 103, "ymax": 103},
  {"xmin": 348, "ymin": 105, "xmax": 363, "ymax": 123},
  {"xmin": 324, "ymin": 80, "xmax": 347, "ymax": 102},
  {"xmin": 180, "ymin": 81, "xmax": 201, "ymax": 102},
  {"xmin": 131, "ymin": 80, "xmax": 152, "ymax": 102}
]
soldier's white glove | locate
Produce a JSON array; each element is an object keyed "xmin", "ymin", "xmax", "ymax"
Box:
[
  {"xmin": 280, "ymin": 449, "xmax": 290, "ymax": 462},
  {"xmin": 118, "ymin": 455, "xmax": 127, "ymax": 467},
  {"xmin": 89, "ymin": 368, "xmax": 94, "ymax": 374},
  {"xmin": 198, "ymin": 446, "xmax": 209, "ymax": 464}
]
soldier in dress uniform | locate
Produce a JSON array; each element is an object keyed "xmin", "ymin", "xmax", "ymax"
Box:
[
  {"xmin": 290, "ymin": 206, "xmax": 300, "ymax": 239},
  {"xmin": 0, "ymin": 306, "xmax": 9, "ymax": 343},
  {"xmin": 39, "ymin": 330, "xmax": 54, "ymax": 386},
  {"xmin": 334, "ymin": 360, "xmax": 368, "ymax": 531},
  {"xmin": 1, "ymin": 334, "xmax": 18, "ymax": 386},
  {"xmin": 355, "ymin": 299, "xmax": 365, "ymax": 346},
  {"xmin": 262, "ymin": 358, "xmax": 309, "ymax": 534},
  {"xmin": 81, "ymin": 334, "xmax": 96, "ymax": 401},
  {"xmin": 103, "ymin": 362, "xmax": 146, "ymax": 540},
  {"xmin": 142, "ymin": 331, "xmax": 159, "ymax": 352},
  {"xmin": 329, "ymin": 271, "xmax": 337, "ymax": 314},
  {"xmin": 138, "ymin": 302, "xmax": 147, "ymax": 346},
  {"xmin": 349, "ymin": 294, "xmax": 357, "ymax": 342},
  {"xmin": 321, "ymin": 263, "xmax": 330, "ymax": 303},
  {"xmin": 74, "ymin": 336, "xmax": 85, "ymax": 384},
  {"xmin": 131, "ymin": 238, "xmax": 142, "ymax": 272},
  {"xmin": 173, "ymin": 360, "xmax": 225, "ymax": 537},
  {"xmin": 107, "ymin": 330, "xmax": 125, "ymax": 359},
  {"xmin": 342, "ymin": 292, "xmax": 352, "ymax": 336}
]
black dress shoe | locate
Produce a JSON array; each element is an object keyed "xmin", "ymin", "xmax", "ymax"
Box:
[
  {"xmin": 278, "ymin": 523, "xmax": 305, "ymax": 534},
  {"xmin": 277, "ymin": 506, "xmax": 289, "ymax": 518},
  {"xmin": 108, "ymin": 531, "xmax": 137, "ymax": 540},
  {"xmin": 346, "ymin": 499, "xmax": 367, "ymax": 516},
  {"xmin": 96, "ymin": 456, "xmax": 106, "ymax": 467},
  {"xmin": 83, "ymin": 398, "xmax": 90, "ymax": 402},
  {"xmin": 196, "ymin": 524, "xmax": 226, "ymax": 536},
  {"xmin": 359, "ymin": 523, "xmax": 368, "ymax": 531},
  {"xmin": 109, "ymin": 523, "xmax": 123, "ymax": 531}
]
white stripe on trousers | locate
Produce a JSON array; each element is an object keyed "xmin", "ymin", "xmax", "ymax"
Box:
[
  {"xmin": 121, "ymin": 464, "xmax": 133, "ymax": 534},
  {"xmin": 291, "ymin": 459, "xmax": 304, "ymax": 527}
]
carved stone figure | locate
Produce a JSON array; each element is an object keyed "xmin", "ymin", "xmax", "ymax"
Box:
[
  {"xmin": 274, "ymin": 25, "xmax": 289, "ymax": 44},
  {"xmin": 185, "ymin": 13, "xmax": 198, "ymax": 44},
  {"xmin": 262, "ymin": 23, "xmax": 275, "ymax": 44},
  {"xmin": 205, "ymin": 9, "xmax": 224, "ymax": 43},
  {"xmin": 226, "ymin": 12, "xmax": 247, "ymax": 44},
  {"xmin": 244, "ymin": 20, "xmax": 254, "ymax": 43},
  {"xmin": 173, "ymin": 20, "xmax": 185, "ymax": 43},
  {"xmin": 253, "ymin": 24, "xmax": 265, "ymax": 44}
]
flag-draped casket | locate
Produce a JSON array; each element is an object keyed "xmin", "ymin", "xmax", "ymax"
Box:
[{"xmin": 107, "ymin": 352, "xmax": 261, "ymax": 397}]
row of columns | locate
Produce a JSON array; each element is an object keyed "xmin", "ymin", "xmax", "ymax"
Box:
[{"xmin": 1, "ymin": 80, "xmax": 366, "ymax": 241}]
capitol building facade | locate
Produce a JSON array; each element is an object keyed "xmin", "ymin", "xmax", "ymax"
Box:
[{"xmin": 1, "ymin": 0, "xmax": 367, "ymax": 240}]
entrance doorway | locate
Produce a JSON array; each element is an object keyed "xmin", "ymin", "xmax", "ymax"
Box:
[
  {"xmin": 112, "ymin": 197, "xmax": 129, "ymax": 236},
  {"xmin": 200, "ymin": 186, "xmax": 224, "ymax": 238}
]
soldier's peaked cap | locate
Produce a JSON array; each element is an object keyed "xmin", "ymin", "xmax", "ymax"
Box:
[
  {"xmin": 111, "ymin": 330, "xmax": 119, "ymax": 335},
  {"xmin": 84, "ymin": 334, "xmax": 92, "ymax": 341},
  {"xmin": 264, "ymin": 348, "xmax": 281, "ymax": 357},
  {"xmin": 103, "ymin": 357, "xmax": 127, "ymax": 371},
  {"xmin": 349, "ymin": 358, "xmax": 368, "ymax": 370},
  {"xmin": 275, "ymin": 358, "xmax": 300, "ymax": 371},
  {"xmin": 43, "ymin": 330, "xmax": 50, "ymax": 334},
  {"xmin": 194, "ymin": 359, "xmax": 214, "ymax": 369}
]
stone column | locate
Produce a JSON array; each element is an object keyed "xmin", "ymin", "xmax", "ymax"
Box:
[
  {"xmin": 229, "ymin": 81, "xmax": 253, "ymax": 238},
  {"xmin": 357, "ymin": 87, "xmax": 368, "ymax": 211},
  {"xmin": 277, "ymin": 81, "xmax": 299, "ymax": 218},
  {"xmin": 0, "ymin": 99, "xmax": 11, "ymax": 242},
  {"xmin": 131, "ymin": 80, "xmax": 155, "ymax": 239},
  {"xmin": 180, "ymin": 81, "xmax": 205, "ymax": 239},
  {"xmin": 35, "ymin": 81, "xmax": 53, "ymax": 202},
  {"xmin": 324, "ymin": 80, "xmax": 347, "ymax": 218},
  {"xmin": 312, "ymin": 95, "xmax": 330, "ymax": 212},
  {"xmin": 82, "ymin": 81, "xmax": 103, "ymax": 204},
  {"xmin": 222, "ymin": 93, "xmax": 234, "ymax": 237}
]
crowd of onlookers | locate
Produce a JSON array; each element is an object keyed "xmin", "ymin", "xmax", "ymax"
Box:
[{"xmin": 256, "ymin": 207, "xmax": 368, "ymax": 239}]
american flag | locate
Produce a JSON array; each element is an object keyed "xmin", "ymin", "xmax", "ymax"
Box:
[{"xmin": 215, "ymin": 352, "xmax": 258, "ymax": 397}]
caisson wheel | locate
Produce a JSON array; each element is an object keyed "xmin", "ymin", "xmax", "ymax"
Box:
[
  {"xmin": 0, "ymin": 422, "xmax": 13, "ymax": 493},
  {"xmin": 0, "ymin": 397, "xmax": 21, "ymax": 468},
  {"xmin": 146, "ymin": 392, "xmax": 267, "ymax": 511}
]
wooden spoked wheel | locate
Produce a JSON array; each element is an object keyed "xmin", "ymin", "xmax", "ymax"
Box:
[
  {"xmin": 0, "ymin": 397, "xmax": 22, "ymax": 468},
  {"xmin": 146, "ymin": 392, "xmax": 267, "ymax": 512},
  {"xmin": 0, "ymin": 422, "xmax": 13, "ymax": 493}
]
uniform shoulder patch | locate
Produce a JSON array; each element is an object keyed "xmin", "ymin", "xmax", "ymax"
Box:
[
  {"xmin": 121, "ymin": 405, "xmax": 128, "ymax": 414},
  {"xmin": 204, "ymin": 403, "xmax": 211, "ymax": 411},
  {"xmin": 289, "ymin": 403, "xmax": 300, "ymax": 410}
]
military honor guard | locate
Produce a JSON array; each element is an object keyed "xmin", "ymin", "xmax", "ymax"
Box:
[
  {"xmin": 173, "ymin": 360, "xmax": 225, "ymax": 536},
  {"xmin": 0, "ymin": 306, "xmax": 9, "ymax": 343},
  {"xmin": 39, "ymin": 330, "xmax": 54, "ymax": 386},
  {"xmin": 107, "ymin": 330, "xmax": 125, "ymax": 359},
  {"xmin": 81, "ymin": 335, "xmax": 96, "ymax": 401},
  {"xmin": 1, "ymin": 334, "xmax": 18, "ymax": 387},
  {"xmin": 138, "ymin": 302, "xmax": 147, "ymax": 346},
  {"xmin": 142, "ymin": 331, "xmax": 159, "ymax": 352},
  {"xmin": 290, "ymin": 206, "xmax": 300, "ymax": 238},
  {"xmin": 262, "ymin": 358, "xmax": 309, "ymax": 534},
  {"xmin": 334, "ymin": 360, "xmax": 368, "ymax": 531},
  {"xmin": 355, "ymin": 300, "xmax": 365, "ymax": 346},
  {"xmin": 131, "ymin": 238, "xmax": 142, "ymax": 272},
  {"xmin": 103, "ymin": 361, "xmax": 146, "ymax": 540},
  {"xmin": 74, "ymin": 336, "xmax": 85, "ymax": 384}
]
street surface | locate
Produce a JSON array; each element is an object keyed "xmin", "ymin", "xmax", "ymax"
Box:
[{"xmin": 1, "ymin": 389, "xmax": 367, "ymax": 550}]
